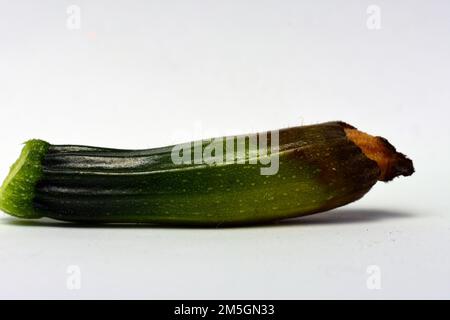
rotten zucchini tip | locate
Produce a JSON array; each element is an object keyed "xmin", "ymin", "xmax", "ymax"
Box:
[{"xmin": 343, "ymin": 125, "xmax": 414, "ymax": 182}]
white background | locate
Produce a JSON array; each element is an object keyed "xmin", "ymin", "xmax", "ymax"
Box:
[{"xmin": 0, "ymin": 0, "xmax": 449, "ymax": 299}]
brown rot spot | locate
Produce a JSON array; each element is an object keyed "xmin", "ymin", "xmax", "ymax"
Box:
[{"xmin": 344, "ymin": 127, "xmax": 414, "ymax": 182}]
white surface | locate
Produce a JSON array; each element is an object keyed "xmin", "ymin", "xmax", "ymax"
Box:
[{"xmin": 0, "ymin": 0, "xmax": 449, "ymax": 299}]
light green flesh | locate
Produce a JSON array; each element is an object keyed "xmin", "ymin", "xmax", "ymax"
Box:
[{"xmin": 0, "ymin": 140, "xmax": 49, "ymax": 218}]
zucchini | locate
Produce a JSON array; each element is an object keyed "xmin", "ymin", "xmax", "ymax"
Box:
[{"xmin": 0, "ymin": 121, "xmax": 414, "ymax": 226}]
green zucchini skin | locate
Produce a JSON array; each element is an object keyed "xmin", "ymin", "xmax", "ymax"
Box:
[{"xmin": 1, "ymin": 122, "xmax": 384, "ymax": 226}]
